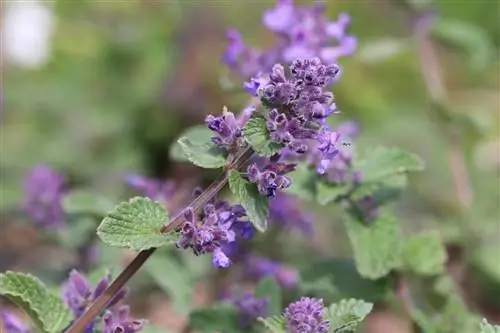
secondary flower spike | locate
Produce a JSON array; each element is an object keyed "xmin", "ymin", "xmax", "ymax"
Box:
[
  {"xmin": 102, "ymin": 305, "xmax": 147, "ymax": 333},
  {"xmin": 284, "ymin": 297, "xmax": 330, "ymax": 333},
  {"xmin": 0, "ymin": 312, "xmax": 31, "ymax": 333},
  {"xmin": 233, "ymin": 291, "xmax": 270, "ymax": 328}
]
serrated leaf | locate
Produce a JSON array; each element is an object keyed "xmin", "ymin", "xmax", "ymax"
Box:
[
  {"xmin": 178, "ymin": 137, "xmax": 227, "ymax": 169},
  {"xmin": 243, "ymin": 116, "xmax": 282, "ymax": 157},
  {"xmin": 285, "ymin": 164, "xmax": 317, "ymax": 202},
  {"xmin": 169, "ymin": 126, "xmax": 213, "ymax": 162},
  {"xmin": 97, "ymin": 197, "xmax": 177, "ymax": 252},
  {"xmin": 189, "ymin": 304, "xmax": 244, "ymax": 333},
  {"xmin": 258, "ymin": 315, "xmax": 287, "ymax": 333},
  {"xmin": 228, "ymin": 170, "xmax": 269, "ymax": 232},
  {"xmin": 144, "ymin": 254, "xmax": 193, "ymax": 315},
  {"xmin": 255, "ymin": 277, "xmax": 282, "ymax": 316},
  {"xmin": 62, "ymin": 189, "xmax": 114, "ymax": 216},
  {"xmin": 400, "ymin": 231, "xmax": 447, "ymax": 276},
  {"xmin": 327, "ymin": 298, "xmax": 373, "ymax": 332},
  {"xmin": 357, "ymin": 147, "xmax": 424, "ymax": 183},
  {"xmin": 0, "ymin": 272, "xmax": 72, "ymax": 333},
  {"xmin": 344, "ymin": 211, "xmax": 403, "ymax": 279},
  {"xmin": 480, "ymin": 318, "xmax": 500, "ymax": 333},
  {"xmin": 316, "ymin": 181, "xmax": 350, "ymax": 205}
]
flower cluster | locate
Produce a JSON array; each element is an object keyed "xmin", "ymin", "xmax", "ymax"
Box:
[
  {"xmin": 124, "ymin": 174, "xmax": 175, "ymax": 203},
  {"xmin": 205, "ymin": 106, "xmax": 246, "ymax": 150},
  {"xmin": 247, "ymin": 163, "xmax": 292, "ymax": 197},
  {"xmin": 102, "ymin": 306, "xmax": 147, "ymax": 333},
  {"xmin": 223, "ymin": 0, "xmax": 356, "ymax": 78},
  {"xmin": 176, "ymin": 190, "xmax": 254, "ymax": 268},
  {"xmin": 232, "ymin": 291, "xmax": 270, "ymax": 328},
  {"xmin": 243, "ymin": 255, "xmax": 299, "ymax": 289},
  {"xmin": 21, "ymin": 165, "xmax": 65, "ymax": 229},
  {"xmin": 284, "ymin": 297, "xmax": 329, "ymax": 333}
]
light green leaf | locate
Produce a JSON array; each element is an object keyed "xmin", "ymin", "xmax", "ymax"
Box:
[
  {"xmin": 351, "ymin": 174, "xmax": 407, "ymax": 204},
  {"xmin": 357, "ymin": 147, "xmax": 424, "ymax": 183},
  {"xmin": 140, "ymin": 326, "xmax": 175, "ymax": 333},
  {"xmin": 316, "ymin": 181, "xmax": 350, "ymax": 205},
  {"xmin": 344, "ymin": 211, "xmax": 403, "ymax": 279},
  {"xmin": 169, "ymin": 125, "xmax": 213, "ymax": 162},
  {"xmin": 480, "ymin": 318, "xmax": 500, "ymax": 333},
  {"xmin": 258, "ymin": 315, "xmax": 287, "ymax": 333},
  {"xmin": 189, "ymin": 304, "xmax": 244, "ymax": 333},
  {"xmin": 327, "ymin": 298, "xmax": 373, "ymax": 333},
  {"xmin": 400, "ymin": 231, "xmax": 447, "ymax": 276},
  {"xmin": 286, "ymin": 165, "xmax": 317, "ymax": 202},
  {"xmin": 0, "ymin": 272, "xmax": 72, "ymax": 333},
  {"xmin": 228, "ymin": 170, "xmax": 269, "ymax": 232},
  {"xmin": 62, "ymin": 189, "xmax": 114, "ymax": 216},
  {"xmin": 144, "ymin": 254, "xmax": 193, "ymax": 315},
  {"xmin": 97, "ymin": 197, "xmax": 178, "ymax": 252},
  {"xmin": 178, "ymin": 137, "xmax": 227, "ymax": 169},
  {"xmin": 255, "ymin": 277, "xmax": 282, "ymax": 316},
  {"xmin": 243, "ymin": 116, "xmax": 282, "ymax": 157}
]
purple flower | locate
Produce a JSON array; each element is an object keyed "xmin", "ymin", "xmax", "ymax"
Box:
[
  {"xmin": 205, "ymin": 107, "xmax": 245, "ymax": 150},
  {"xmin": 233, "ymin": 291, "xmax": 270, "ymax": 327},
  {"xmin": 124, "ymin": 174, "xmax": 175, "ymax": 203},
  {"xmin": 21, "ymin": 165, "xmax": 65, "ymax": 229},
  {"xmin": 247, "ymin": 163, "xmax": 292, "ymax": 198},
  {"xmin": 284, "ymin": 297, "xmax": 329, "ymax": 333},
  {"xmin": 176, "ymin": 193, "xmax": 253, "ymax": 268},
  {"xmin": 0, "ymin": 312, "xmax": 30, "ymax": 333},
  {"xmin": 269, "ymin": 194, "xmax": 313, "ymax": 236},
  {"xmin": 102, "ymin": 305, "xmax": 147, "ymax": 333},
  {"xmin": 243, "ymin": 255, "xmax": 299, "ymax": 289}
]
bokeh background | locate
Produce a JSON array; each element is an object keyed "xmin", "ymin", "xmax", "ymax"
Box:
[{"xmin": 1, "ymin": 0, "xmax": 499, "ymax": 332}]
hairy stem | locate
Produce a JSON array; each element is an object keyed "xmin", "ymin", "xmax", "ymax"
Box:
[{"xmin": 64, "ymin": 146, "xmax": 255, "ymax": 333}]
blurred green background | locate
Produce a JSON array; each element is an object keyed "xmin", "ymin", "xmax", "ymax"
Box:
[{"xmin": 1, "ymin": 0, "xmax": 499, "ymax": 330}]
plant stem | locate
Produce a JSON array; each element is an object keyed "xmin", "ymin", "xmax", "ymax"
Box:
[{"xmin": 64, "ymin": 146, "xmax": 255, "ymax": 333}]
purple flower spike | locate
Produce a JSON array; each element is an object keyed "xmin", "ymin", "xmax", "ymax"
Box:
[
  {"xmin": 262, "ymin": 0, "xmax": 294, "ymax": 33},
  {"xmin": 124, "ymin": 174, "xmax": 175, "ymax": 203},
  {"xmin": 246, "ymin": 163, "xmax": 292, "ymax": 198},
  {"xmin": 284, "ymin": 297, "xmax": 330, "ymax": 333},
  {"xmin": 233, "ymin": 292, "xmax": 270, "ymax": 327},
  {"xmin": 269, "ymin": 194, "xmax": 313, "ymax": 236},
  {"xmin": 205, "ymin": 107, "xmax": 244, "ymax": 150},
  {"xmin": 244, "ymin": 255, "xmax": 299, "ymax": 289},
  {"xmin": 102, "ymin": 305, "xmax": 147, "ymax": 333},
  {"xmin": 0, "ymin": 312, "xmax": 31, "ymax": 333},
  {"xmin": 21, "ymin": 165, "xmax": 65, "ymax": 229}
]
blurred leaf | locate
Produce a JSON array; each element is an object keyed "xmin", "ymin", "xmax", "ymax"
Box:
[
  {"xmin": 144, "ymin": 253, "xmax": 193, "ymax": 315},
  {"xmin": 358, "ymin": 38, "xmax": 409, "ymax": 64},
  {"xmin": 189, "ymin": 304, "xmax": 244, "ymax": 333},
  {"xmin": 258, "ymin": 315, "xmax": 287, "ymax": 333},
  {"xmin": 480, "ymin": 319, "xmax": 500, "ymax": 333},
  {"xmin": 57, "ymin": 217, "xmax": 96, "ymax": 249},
  {"xmin": 352, "ymin": 174, "xmax": 408, "ymax": 204},
  {"xmin": 62, "ymin": 189, "xmax": 114, "ymax": 216},
  {"xmin": 327, "ymin": 298, "xmax": 373, "ymax": 333},
  {"xmin": 140, "ymin": 326, "xmax": 175, "ymax": 333},
  {"xmin": 400, "ymin": 231, "xmax": 447, "ymax": 276},
  {"xmin": 435, "ymin": 295, "xmax": 479, "ymax": 333},
  {"xmin": 97, "ymin": 197, "xmax": 177, "ymax": 252},
  {"xmin": 178, "ymin": 137, "xmax": 227, "ymax": 169},
  {"xmin": 0, "ymin": 272, "xmax": 72, "ymax": 333},
  {"xmin": 229, "ymin": 170, "xmax": 269, "ymax": 232},
  {"xmin": 170, "ymin": 126, "xmax": 213, "ymax": 162},
  {"xmin": 255, "ymin": 277, "xmax": 282, "ymax": 316},
  {"xmin": 244, "ymin": 116, "xmax": 283, "ymax": 157},
  {"xmin": 316, "ymin": 181, "xmax": 351, "ymax": 206},
  {"xmin": 344, "ymin": 211, "xmax": 403, "ymax": 279},
  {"xmin": 432, "ymin": 19, "xmax": 494, "ymax": 72},
  {"xmin": 285, "ymin": 165, "xmax": 317, "ymax": 202}
]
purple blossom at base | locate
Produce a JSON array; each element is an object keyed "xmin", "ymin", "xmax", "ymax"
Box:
[{"xmin": 284, "ymin": 297, "xmax": 330, "ymax": 333}]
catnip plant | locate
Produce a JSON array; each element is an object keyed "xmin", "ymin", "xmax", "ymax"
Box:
[{"xmin": 1, "ymin": 1, "xmax": 498, "ymax": 333}]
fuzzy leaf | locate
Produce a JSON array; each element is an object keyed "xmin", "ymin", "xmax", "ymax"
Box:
[
  {"xmin": 285, "ymin": 165, "xmax": 317, "ymax": 202},
  {"xmin": 255, "ymin": 277, "xmax": 282, "ymax": 316},
  {"xmin": 357, "ymin": 147, "xmax": 424, "ymax": 183},
  {"xmin": 170, "ymin": 126, "xmax": 213, "ymax": 162},
  {"xmin": 480, "ymin": 318, "xmax": 500, "ymax": 333},
  {"xmin": 228, "ymin": 170, "xmax": 269, "ymax": 232},
  {"xmin": 189, "ymin": 304, "xmax": 244, "ymax": 333},
  {"xmin": 62, "ymin": 189, "xmax": 114, "ymax": 216},
  {"xmin": 316, "ymin": 181, "xmax": 351, "ymax": 205},
  {"xmin": 244, "ymin": 116, "xmax": 283, "ymax": 157},
  {"xmin": 258, "ymin": 315, "xmax": 287, "ymax": 333},
  {"xmin": 344, "ymin": 211, "xmax": 403, "ymax": 279},
  {"xmin": 400, "ymin": 231, "xmax": 447, "ymax": 276},
  {"xmin": 0, "ymin": 272, "xmax": 72, "ymax": 333},
  {"xmin": 178, "ymin": 137, "xmax": 227, "ymax": 169},
  {"xmin": 97, "ymin": 197, "xmax": 177, "ymax": 252},
  {"xmin": 327, "ymin": 298, "xmax": 373, "ymax": 333}
]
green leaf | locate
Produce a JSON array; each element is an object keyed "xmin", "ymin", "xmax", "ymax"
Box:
[
  {"xmin": 140, "ymin": 326, "xmax": 175, "ymax": 333},
  {"xmin": 327, "ymin": 298, "xmax": 373, "ymax": 333},
  {"xmin": 480, "ymin": 318, "xmax": 500, "ymax": 333},
  {"xmin": 400, "ymin": 231, "xmax": 447, "ymax": 276},
  {"xmin": 144, "ymin": 253, "xmax": 193, "ymax": 315},
  {"xmin": 357, "ymin": 147, "xmax": 424, "ymax": 183},
  {"xmin": 189, "ymin": 304, "xmax": 244, "ymax": 333},
  {"xmin": 97, "ymin": 197, "xmax": 178, "ymax": 252},
  {"xmin": 169, "ymin": 125, "xmax": 213, "ymax": 162},
  {"xmin": 316, "ymin": 181, "xmax": 351, "ymax": 205},
  {"xmin": 255, "ymin": 277, "xmax": 282, "ymax": 316},
  {"xmin": 62, "ymin": 189, "xmax": 114, "ymax": 216},
  {"xmin": 352, "ymin": 174, "xmax": 408, "ymax": 204},
  {"xmin": 178, "ymin": 137, "xmax": 227, "ymax": 169},
  {"xmin": 0, "ymin": 272, "xmax": 72, "ymax": 333},
  {"xmin": 243, "ymin": 116, "xmax": 282, "ymax": 157},
  {"xmin": 228, "ymin": 170, "xmax": 269, "ymax": 232},
  {"xmin": 258, "ymin": 315, "xmax": 287, "ymax": 333},
  {"xmin": 285, "ymin": 165, "xmax": 317, "ymax": 202},
  {"xmin": 344, "ymin": 211, "xmax": 403, "ymax": 279}
]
